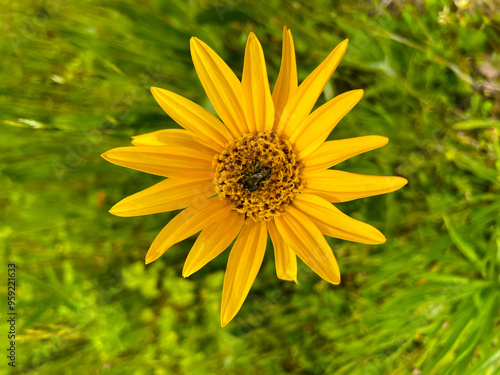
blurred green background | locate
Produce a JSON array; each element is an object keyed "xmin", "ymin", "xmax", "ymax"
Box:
[{"xmin": 2, "ymin": 0, "xmax": 500, "ymax": 374}]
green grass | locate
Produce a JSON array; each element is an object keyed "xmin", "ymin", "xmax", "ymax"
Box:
[{"xmin": 1, "ymin": 0, "xmax": 499, "ymax": 374}]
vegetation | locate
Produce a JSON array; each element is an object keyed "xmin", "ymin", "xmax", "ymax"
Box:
[{"xmin": 1, "ymin": 0, "xmax": 499, "ymax": 373}]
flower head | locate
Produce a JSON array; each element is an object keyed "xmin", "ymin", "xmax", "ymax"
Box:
[{"xmin": 102, "ymin": 27, "xmax": 407, "ymax": 326}]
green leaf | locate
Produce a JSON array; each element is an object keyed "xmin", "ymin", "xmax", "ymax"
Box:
[
  {"xmin": 422, "ymin": 301, "xmax": 475, "ymax": 373},
  {"xmin": 446, "ymin": 291, "xmax": 499, "ymax": 374},
  {"xmin": 444, "ymin": 216, "xmax": 482, "ymax": 273},
  {"xmin": 451, "ymin": 154, "xmax": 500, "ymax": 186},
  {"xmin": 454, "ymin": 120, "xmax": 500, "ymax": 130}
]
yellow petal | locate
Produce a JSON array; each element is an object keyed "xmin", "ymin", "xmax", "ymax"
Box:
[
  {"xmin": 110, "ymin": 179, "xmax": 215, "ymax": 217},
  {"xmin": 293, "ymin": 194, "xmax": 386, "ymax": 244},
  {"xmin": 241, "ymin": 32, "xmax": 274, "ymax": 134},
  {"xmin": 190, "ymin": 37, "xmax": 247, "ymax": 136},
  {"xmin": 221, "ymin": 220, "xmax": 267, "ymax": 327},
  {"xmin": 149, "ymin": 87, "xmax": 233, "ymax": 151},
  {"xmin": 302, "ymin": 136, "xmax": 388, "ymax": 172},
  {"xmin": 303, "ymin": 170, "xmax": 408, "ymax": 202},
  {"xmin": 274, "ymin": 207, "xmax": 340, "ymax": 284},
  {"xmin": 268, "ymin": 219, "xmax": 297, "ymax": 283},
  {"xmin": 145, "ymin": 197, "xmax": 232, "ymax": 264},
  {"xmin": 101, "ymin": 145, "xmax": 214, "ymax": 180},
  {"xmin": 272, "ymin": 26, "xmax": 297, "ymax": 127},
  {"xmin": 276, "ymin": 39, "xmax": 349, "ymax": 137},
  {"xmin": 131, "ymin": 130, "xmax": 174, "ymax": 146},
  {"xmin": 182, "ymin": 210, "xmax": 244, "ymax": 277},
  {"xmin": 291, "ymin": 89, "xmax": 364, "ymax": 159},
  {"xmin": 131, "ymin": 129, "xmax": 218, "ymax": 156}
]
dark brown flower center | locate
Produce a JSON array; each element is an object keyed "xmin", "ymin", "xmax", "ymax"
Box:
[{"xmin": 213, "ymin": 131, "xmax": 303, "ymax": 221}]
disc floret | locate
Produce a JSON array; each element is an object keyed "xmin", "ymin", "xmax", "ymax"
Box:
[{"xmin": 213, "ymin": 131, "xmax": 303, "ymax": 221}]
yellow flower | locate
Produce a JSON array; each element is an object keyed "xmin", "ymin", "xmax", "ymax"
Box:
[{"xmin": 102, "ymin": 27, "xmax": 407, "ymax": 326}]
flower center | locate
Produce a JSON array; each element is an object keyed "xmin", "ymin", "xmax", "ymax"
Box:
[{"xmin": 213, "ymin": 131, "xmax": 303, "ymax": 221}]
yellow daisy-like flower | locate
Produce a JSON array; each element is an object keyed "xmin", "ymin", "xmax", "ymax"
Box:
[{"xmin": 102, "ymin": 27, "xmax": 407, "ymax": 326}]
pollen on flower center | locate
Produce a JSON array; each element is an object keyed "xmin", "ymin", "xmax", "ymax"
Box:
[{"xmin": 213, "ymin": 131, "xmax": 303, "ymax": 221}]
